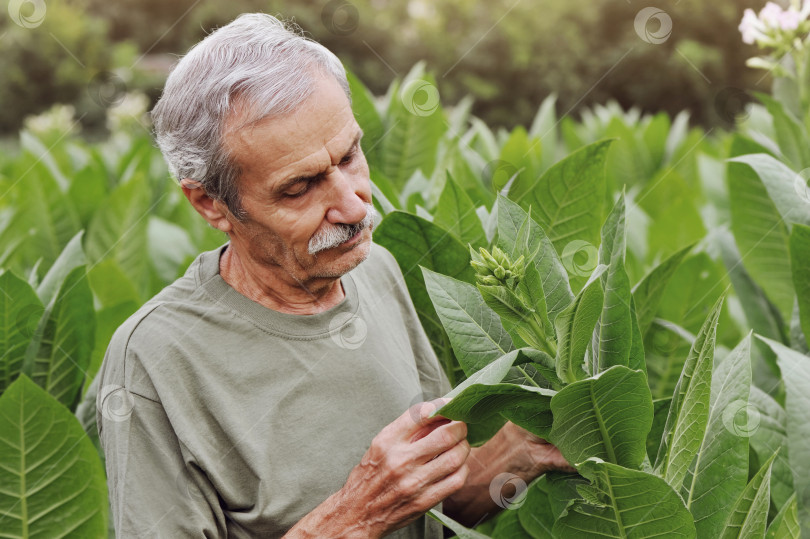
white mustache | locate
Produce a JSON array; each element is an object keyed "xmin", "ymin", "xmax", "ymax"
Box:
[{"xmin": 307, "ymin": 203, "xmax": 379, "ymax": 255}]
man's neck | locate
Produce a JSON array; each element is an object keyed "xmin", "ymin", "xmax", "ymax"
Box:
[{"xmin": 218, "ymin": 245, "xmax": 345, "ymax": 315}]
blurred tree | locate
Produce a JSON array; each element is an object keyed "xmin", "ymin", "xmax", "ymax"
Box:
[
  {"xmin": 0, "ymin": 0, "xmax": 113, "ymax": 133},
  {"xmin": 4, "ymin": 0, "xmax": 767, "ymax": 134}
]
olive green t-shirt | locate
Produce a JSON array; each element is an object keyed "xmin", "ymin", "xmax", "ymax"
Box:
[{"xmin": 96, "ymin": 242, "xmax": 452, "ymax": 538}]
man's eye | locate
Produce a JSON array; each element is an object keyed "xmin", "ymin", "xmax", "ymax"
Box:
[
  {"xmin": 284, "ymin": 184, "xmax": 310, "ymax": 197},
  {"xmin": 341, "ymin": 147, "xmax": 358, "ymax": 164}
]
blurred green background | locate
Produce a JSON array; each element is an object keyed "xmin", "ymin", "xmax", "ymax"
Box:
[{"xmin": 1, "ymin": 0, "xmax": 762, "ymax": 137}]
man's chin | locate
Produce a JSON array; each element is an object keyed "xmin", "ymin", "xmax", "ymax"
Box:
[{"xmin": 308, "ymin": 231, "xmax": 372, "ymax": 279}]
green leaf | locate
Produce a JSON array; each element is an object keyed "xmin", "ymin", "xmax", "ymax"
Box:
[
  {"xmin": 646, "ymin": 397, "xmax": 672, "ymax": 463},
  {"xmin": 554, "ymin": 458, "xmax": 697, "ymax": 538},
  {"xmin": 3, "ymin": 159, "xmax": 81, "ymax": 271},
  {"xmin": 518, "ymin": 472, "xmax": 585, "ymax": 538},
  {"xmin": 433, "ymin": 173, "xmax": 487, "ymax": 248},
  {"xmin": 422, "ymin": 268, "xmax": 514, "ymax": 375},
  {"xmin": 497, "ymin": 126, "xmax": 541, "ymax": 193},
  {"xmin": 645, "ymin": 319, "xmax": 694, "ymax": 400},
  {"xmin": 729, "ymin": 153, "xmax": 810, "ymax": 228},
  {"xmin": 655, "ymin": 295, "xmax": 724, "ymax": 490},
  {"xmin": 87, "ymin": 259, "xmax": 141, "ymax": 309},
  {"xmin": 632, "ymin": 243, "xmax": 693, "ymax": 335},
  {"xmin": 491, "ymin": 508, "xmax": 533, "ymax": 539},
  {"xmin": 592, "ymin": 193, "xmax": 643, "ymax": 374},
  {"xmin": 435, "ymin": 350, "xmax": 556, "ymax": 437},
  {"xmin": 35, "ymin": 230, "xmax": 85, "ymax": 305},
  {"xmin": 756, "ymin": 93, "xmax": 810, "ymax": 170},
  {"xmin": 496, "ymin": 195, "xmax": 573, "ymax": 324},
  {"xmin": 347, "ymin": 70, "xmax": 385, "ymax": 169},
  {"xmin": 67, "ymin": 164, "xmax": 109, "ymax": 229},
  {"xmin": 637, "ymin": 168, "xmax": 706, "ymax": 264},
  {"xmin": 765, "ymin": 494, "xmax": 800, "ymax": 539},
  {"xmin": 554, "ymin": 266, "xmax": 606, "ymax": 384},
  {"xmin": 656, "ymin": 253, "xmax": 734, "ymax": 346},
  {"xmin": 719, "ymin": 452, "xmax": 776, "ymax": 539},
  {"xmin": 682, "ymin": 334, "xmax": 752, "ymax": 539},
  {"xmin": 19, "ymin": 131, "xmax": 69, "ymax": 189},
  {"xmin": 718, "ymin": 232, "xmax": 787, "ymax": 351},
  {"xmin": 86, "ymin": 174, "xmax": 153, "ymax": 298},
  {"xmin": 789, "ymin": 224, "xmax": 810, "ymax": 343},
  {"xmin": 379, "ymin": 75, "xmax": 446, "ymax": 186},
  {"xmin": 428, "ymin": 509, "xmax": 491, "ymax": 539},
  {"xmin": 441, "ymin": 381, "xmax": 554, "ymax": 439},
  {"xmin": 147, "ymin": 216, "xmax": 197, "ymax": 284},
  {"xmin": 748, "ymin": 386, "xmax": 795, "ymax": 513},
  {"xmin": 474, "ymin": 286, "xmax": 529, "ymax": 337},
  {"xmin": 727, "ymin": 136, "xmax": 794, "ymax": 319},
  {"xmin": 0, "ymin": 271, "xmax": 42, "ymax": 395},
  {"xmin": 375, "ymin": 212, "xmax": 475, "ymax": 377},
  {"xmin": 27, "ymin": 266, "xmax": 95, "ymax": 410},
  {"xmin": 548, "ymin": 365, "xmax": 653, "ymax": 468},
  {"xmin": 758, "ymin": 336, "xmax": 810, "ymax": 535},
  {"xmin": 508, "ymin": 140, "xmax": 613, "ymax": 292},
  {"xmin": 529, "ymin": 93, "xmax": 560, "ymax": 172},
  {"xmin": 0, "ymin": 375, "xmax": 108, "ymax": 537}
]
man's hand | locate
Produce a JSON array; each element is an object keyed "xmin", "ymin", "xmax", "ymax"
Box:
[
  {"xmin": 500, "ymin": 421, "xmax": 576, "ymax": 477},
  {"xmin": 442, "ymin": 421, "xmax": 574, "ymax": 527},
  {"xmin": 284, "ymin": 399, "xmax": 470, "ymax": 538}
]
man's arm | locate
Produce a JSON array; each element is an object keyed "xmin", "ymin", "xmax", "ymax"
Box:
[
  {"xmin": 100, "ymin": 389, "xmax": 227, "ymax": 537},
  {"xmin": 442, "ymin": 421, "xmax": 575, "ymax": 527},
  {"xmin": 283, "ymin": 399, "xmax": 470, "ymax": 539}
]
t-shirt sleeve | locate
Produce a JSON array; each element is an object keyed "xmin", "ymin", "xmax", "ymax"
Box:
[{"xmin": 97, "ymin": 343, "xmax": 226, "ymax": 537}]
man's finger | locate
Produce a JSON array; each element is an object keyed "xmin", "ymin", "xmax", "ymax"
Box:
[
  {"xmin": 401, "ymin": 398, "xmax": 451, "ymax": 435},
  {"xmin": 411, "ymin": 420, "xmax": 468, "ymax": 461}
]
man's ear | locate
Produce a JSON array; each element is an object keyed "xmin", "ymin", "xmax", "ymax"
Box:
[{"xmin": 180, "ymin": 179, "xmax": 234, "ymax": 233}]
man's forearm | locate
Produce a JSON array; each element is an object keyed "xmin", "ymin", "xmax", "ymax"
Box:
[
  {"xmin": 283, "ymin": 488, "xmax": 381, "ymax": 539},
  {"xmin": 441, "ymin": 422, "xmax": 547, "ymax": 527}
]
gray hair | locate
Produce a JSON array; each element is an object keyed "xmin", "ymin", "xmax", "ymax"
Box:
[{"xmin": 151, "ymin": 13, "xmax": 351, "ymax": 218}]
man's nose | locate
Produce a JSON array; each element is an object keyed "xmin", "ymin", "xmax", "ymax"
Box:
[{"xmin": 324, "ymin": 168, "xmax": 369, "ymax": 224}]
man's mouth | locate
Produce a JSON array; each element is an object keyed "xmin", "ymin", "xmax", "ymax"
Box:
[
  {"xmin": 307, "ymin": 203, "xmax": 379, "ymax": 255},
  {"xmin": 341, "ymin": 227, "xmax": 365, "ymax": 246}
]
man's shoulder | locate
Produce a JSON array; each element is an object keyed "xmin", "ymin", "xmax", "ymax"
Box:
[{"xmin": 104, "ymin": 248, "xmax": 219, "ymax": 361}]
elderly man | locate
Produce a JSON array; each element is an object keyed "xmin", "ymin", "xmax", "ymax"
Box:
[{"xmin": 96, "ymin": 13, "xmax": 571, "ymax": 538}]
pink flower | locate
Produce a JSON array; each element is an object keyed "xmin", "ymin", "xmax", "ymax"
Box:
[
  {"xmin": 779, "ymin": 9, "xmax": 802, "ymax": 30},
  {"xmin": 739, "ymin": 8, "xmax": 765, "ymax": 44},
  {"xmin": 759, "ymin": 2, "xmax": 784, "ymax": 27}
]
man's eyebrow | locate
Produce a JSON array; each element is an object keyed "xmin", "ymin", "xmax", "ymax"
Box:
[{"xmin": 275, "ymin": 130, "xmax": 364, "ymax": 194}]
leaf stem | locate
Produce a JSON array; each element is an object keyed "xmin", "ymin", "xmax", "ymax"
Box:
[
  {"xmin": 516, "ymin": 366, "xmax": 542, "ymax": 388},
  {"xmin": 527, "ymin": 314, "xmax": 557, "ymax": 357}
]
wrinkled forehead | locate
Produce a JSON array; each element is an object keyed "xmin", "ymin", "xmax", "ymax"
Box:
[{"xmin": 221, "ymin": 73, "xmax": 357, "ymax": 179}]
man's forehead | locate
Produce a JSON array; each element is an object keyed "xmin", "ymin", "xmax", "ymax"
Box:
[{"xmin": 223, "ymin": 76, "xmax": 357, "ymax": 181}]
